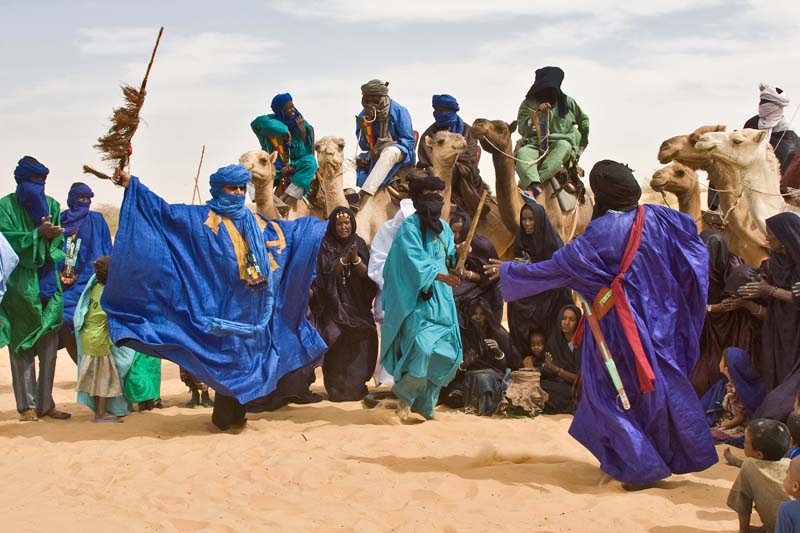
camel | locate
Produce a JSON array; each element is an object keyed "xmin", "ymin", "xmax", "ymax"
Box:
[
  {"xmin": 657, "ymin": 126, "xmax": 780, "ymax": 265},
  {"xmin": 650, "ymin": 162, "xmax": 704, "ymax": 233},
  {"xmin": 425, "ymin": 130, "xmax": 467, "ymax": 222},
  {"xmin": 239, "ymin": 150, "xmax": 280, "ymax": 219},
  {"xmin": 471, "ymin": 118, "xmax": 592, "ymax": 245}
]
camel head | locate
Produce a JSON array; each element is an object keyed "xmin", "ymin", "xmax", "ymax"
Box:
[
  {"xmin": 650, "ymin": 162, "xmax": 697, "ymax": 194},
  {"xmin": 314, "ymin": 136, "xmax": 345, "ymax": 171},
  {"xmin": 657, "ymin": 125, "xmax": 726, "ymax": 168},
  {"xmin": 695, "ymin": 129, "xmax": 769, "ymax": 168},
  {"xmin": 239, "ymin": 150, "xmax": 278, "ymax": 186},
  {"xmin": 425, "ymin": 130, "xmax": 467, "ymax": 168},
  {"xmin": 471, "ymin": 118, "xmax": 517, "ymax": 154}
]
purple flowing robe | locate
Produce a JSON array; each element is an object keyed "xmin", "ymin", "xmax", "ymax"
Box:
[{"xmin": 500, "ymin": 205, "xmax": 717, "ymax": 484}]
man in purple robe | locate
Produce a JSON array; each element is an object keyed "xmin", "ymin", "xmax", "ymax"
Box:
[{"xmin": 486, "ymin": 160, "xmax": 717, "ymax": 487}]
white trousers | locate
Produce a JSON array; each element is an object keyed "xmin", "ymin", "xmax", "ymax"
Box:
[{"xmin": 361, "ymin": 146, "xmax": 403, "ymax": 195}]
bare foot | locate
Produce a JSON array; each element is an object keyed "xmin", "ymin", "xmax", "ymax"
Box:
[
  {"xmin": 723, "ymin": 447, "xmax": 743, "ymax": 468},
  {"xmin": 94, "ymin": 414, "xmax": 123, "ymax": 424}
]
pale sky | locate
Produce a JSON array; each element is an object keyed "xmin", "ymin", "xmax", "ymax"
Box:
[{"xmin": 1, "ymin": 0, "xmax": 799, "ymax": 208}]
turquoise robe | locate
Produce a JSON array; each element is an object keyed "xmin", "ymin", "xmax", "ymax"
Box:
[
  {"xmin": 380, "ymin": 214, "xmax": 462, "ymax": 418},
  {"xmin": 250, "ymin": 114, "xmax": 318, "ymax": 193}
]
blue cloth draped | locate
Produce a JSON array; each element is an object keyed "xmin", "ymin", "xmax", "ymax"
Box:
[
  {"xmin": 271, "ymin": 92, "xmax": 303, "ymax": 129},
  {"xmin": 355, "ymin": 100, "xmax": 416, "ymax": 188},
  {"xmin": 433, "ymin": 111, "xmax": 465, "ymax": 135},
  {"xmin": 499, "ymin": 205, "xmax": 717, "ymax": 484},
  {"xmin": 726, "ymin": 347, "xmax": 767, "ymax": 415},
  {"xmin": 59, "ymin": 211, "xmax": 112, "ymax": 328},
  {"xmin": 102, "ymin": 176, "xmax": 327, "ymax": 404},
  {"xmin": 206, "ymin": 165, "xmax": 271, "ymax": 290},
  {"xmin": 432, "ymin": 94, "xmax": 459, "ymax": 111},
  {"xmin": 14, "ymin": 156, "xmax": 49, "ymax": 182},
  {"xmin": 74, "ymin": 275, "xmax": 135, "ymax": 417},
  {"xmin": 61, "ymin": 184, "xmax": 94, "ymax": 236}
]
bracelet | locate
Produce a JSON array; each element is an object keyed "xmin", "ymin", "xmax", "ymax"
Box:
[
  {"xmin": 769, "ymin": 286, "xmax": 778, "ymax": 298},
  {"xmin": 339, "ymin": 257, "xmax": 347, "ymax": 266},
  {"xmin": 352, "ymin": 257, "xmax": 362, "ymax": 266}
]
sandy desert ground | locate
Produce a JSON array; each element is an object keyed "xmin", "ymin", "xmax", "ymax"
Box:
[{"xmin": 0, "ymin": 347, "xmax": 748, "ymax": 532}]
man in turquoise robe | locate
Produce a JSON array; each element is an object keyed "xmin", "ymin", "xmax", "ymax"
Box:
[
  {"xmin": 250, "ymin": 93, "xmax": 318, "ymax": 199},
  {"xmin": 380, "ymin": 175, "xmax": 462, "ymax": 420}
]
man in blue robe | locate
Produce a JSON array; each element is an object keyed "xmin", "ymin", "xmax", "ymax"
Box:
[
  {"xmin": 58, "ymin": 182, "xmax": 113, "ymax": 363},
  {"xmin": 486, "ymin": 160, "xmax": 717, "ymax": 487},
  {"xmin": 101, "ymin": 165, "xmax": 326, "ymax": 431},
  {"xmin": 356, "ymin": 79, "xmax": 416, "ymax": 197},
  {"xmin": 380, "ymin": 175, "xmax": 462, "ymax": 421}
]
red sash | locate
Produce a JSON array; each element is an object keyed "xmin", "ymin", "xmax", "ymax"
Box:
[{"xmin": 574, "ymin": 206, "xmax": 655, "ymax": 393}]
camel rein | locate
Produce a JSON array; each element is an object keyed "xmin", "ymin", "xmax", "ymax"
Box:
[{"xmin": 480, "ymin": 136, "xmax": 549, "ymax": 166}]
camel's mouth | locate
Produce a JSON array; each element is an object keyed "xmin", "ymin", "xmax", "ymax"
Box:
[
  {"xmin": 657, "ymin": 142, "xmax": 676, "ymax": 164},
  {"xmin": 650, "ymin": 178, "xmax": 667, "ymax": 191}
]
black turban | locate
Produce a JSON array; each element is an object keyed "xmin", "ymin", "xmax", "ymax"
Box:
[
  {"xmin": 408, "ymin": 174, "xmax": 445, "ymax": 200},
  {"xmin": 526, "ymin": 66, "xmax": 568, "ymax": 118},
  {"xmin": 589, "ymin": 160, "xmax": 641, "ymax": 220}
]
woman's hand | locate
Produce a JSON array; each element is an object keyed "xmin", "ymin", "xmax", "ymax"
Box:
[
  {"xmin": 738, "ymin": 280, "xmax": 775, "ymax": 300},
  {"xmin": 436, "ymin": 272, "xmax": 461, "ymax": 287},
  {"xmin": 483, "ymin": 258, "xmax": 503, "ymax": 281},
  {"xmin": 347, "ymin": 244, "xmax": 359, "ymax": 263}
]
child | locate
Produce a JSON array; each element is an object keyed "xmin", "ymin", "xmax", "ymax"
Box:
[
  {"xmin": 727, "ymin": 418, "xmax": 791, "ymax": 532},
  {"xmin": 776, "ymin": 456, "xmax": 800, "ymax": 532},
  {"xmin": 787, "ymin": 411, "xmax": 800, "ymax": 459},
  {"xmin": 76, "ymin": 257, "xmax": 124, "ymax": 423},
  {"xmin": 711, "ymin": 349, "xmax": 753, "ymax": 444},
  {"xmin": 523, "ymin": 330, "xmax": 547, "ymax": 370}
]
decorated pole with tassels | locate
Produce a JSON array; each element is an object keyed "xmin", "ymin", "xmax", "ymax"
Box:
[{"xmin": 83, "ymin": 26, "xmax": 164, "ymax": 182}]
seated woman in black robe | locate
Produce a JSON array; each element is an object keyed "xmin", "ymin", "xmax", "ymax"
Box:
[
  {"xmin": 739, "ymin": 212, "xmax": 800, "ymax": 420},
  {"xmin": 539, "ymin": 304, "xmax": 582, "ymax": 414},
  {"xmin": 310, "ymin": 207, "xmax": 378, "ymax": 402},
  {"xmin": 441, "ymin": 297, "xmax": 519, "ymax": 415},
  {"xmin": 449, "ymin": 208, "xmax": 502, "ymax": 318},
  {"xmin": 691, "ymin": 231, "xmax": 763, "ymax": 397},
  {"xmin": 507, "ymin": 202, "xmax": 571, "ymax": 356}
]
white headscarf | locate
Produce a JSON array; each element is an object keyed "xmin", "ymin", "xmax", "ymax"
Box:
[{"xmin": 758, "ymin": 83, "xmax": 790, "ymax": 133}]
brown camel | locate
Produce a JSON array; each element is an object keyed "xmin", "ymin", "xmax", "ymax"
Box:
[
  {"xmin": 471, "ymin": 118, "xmax": 591, "ymax": 245},
  {"xmin": 650, "ymin": 162, "xmax": 704, "ymax": 233},
  {"xmin": 425, "ymin": 130, "xmax": 467, "ymax": 222},
  {"xmin": 657, "ymin": 126, "xmax": 773, "ymax": 265}
]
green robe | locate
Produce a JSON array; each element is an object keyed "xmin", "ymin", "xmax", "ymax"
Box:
[
  {"xmin": 380, "ymin": 214, "xmax": 463, "ymax": 419},
  {"xmin": 515, "ymin": 95, "xmax": 590, "ymax": 155},
  {"xmin": 250, "ymin": 114, "xmax": 318, "ymax": 192},
  {"xmin": 0, "ymin": 194, "xmax": 64, "ymax": 356}
]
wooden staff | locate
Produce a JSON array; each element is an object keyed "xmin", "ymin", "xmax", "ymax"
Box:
[
  {"xmin": 191, "ymin": 145, "xmax": 205, "ymax": 204},
  {"xmin": 455, "ymin": 190, "xmax": 489, "ymax": 276},
  {"xmin": 83, "ymin": 26, "xmax": 164, "ymax": 181}
]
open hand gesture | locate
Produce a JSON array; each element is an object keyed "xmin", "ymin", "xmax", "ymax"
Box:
[
  {"xmin": 483, "ymin": 258, "xmax": 503, "ymax": 281},
  {"xmin": 37, "ymin": 216, "xmax": 64, "ymax": 240}
]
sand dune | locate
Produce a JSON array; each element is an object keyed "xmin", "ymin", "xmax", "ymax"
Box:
[{"xmin": 0, "ymin": 347, "xmax": 745, "ymax": 532}]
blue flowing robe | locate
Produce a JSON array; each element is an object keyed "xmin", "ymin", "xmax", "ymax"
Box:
[
  {"xmin": 500, "ymin": 205, "xmax": 717, "ymax": 484},
  {"xmin": 356, "ymin": 100, "xmax": 416, "ymax": 188},
  {"xmin": 101, "ymin": 177, "xmax": 327, "ymax": 404},
  {"xmin": 60, "ymin": 211, "xmax": 113, "ymax": 328},
  {"xmin": 380, "ymin": 214, "xmax": 462, "ymax": 418}
]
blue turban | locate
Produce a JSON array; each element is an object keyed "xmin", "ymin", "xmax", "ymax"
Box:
[
  {"xmin": 206, "ymin": 164, "xmax": 270, "ymax": 286},
  {"xmin": 432, "ymin": 94, "xmax": 459, "ymax": 111},
  {"xmin": 13, "ymin": 156, "xmax": 50, "ymax": 225},
  {"xmin": 432, "ymin": 94, "xmax": 464, "ymax": 135},
  {"xmin": 271, "ymin": 92, "xmax": 303, "ymax": 128},
  {"xmin": 14, "ymin": 155, "xmax": 49, "ymax": 183},
  {"xmin": 62, "ymin": 182, "xmax": 94, "ymax": 235}
]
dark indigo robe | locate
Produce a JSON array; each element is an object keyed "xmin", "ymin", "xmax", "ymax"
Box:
[{"xmin": 499, "ymin": 205, "xmax": 717, "ymax": 484}]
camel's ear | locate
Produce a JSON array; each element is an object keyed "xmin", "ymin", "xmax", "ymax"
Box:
[
  {"xmin": 717, "ymin": 125, "xmax": 727, "ymax": 132},
  {"xmin": 753, "ymin": 130, "xmax": 767, "ymax": 144},
  {"xmin": 268, "ymin": 151, "xmax": 278, "ymax": 164},
  {"xmin": 336, "ymin": 137, "xmax": 345, "ymax": 148},
  {"xmin": 425, "ymin": 136, "xmax": 434, "ymax": 147},
  {"xmin": 508, "ymin": 120, "xmax": 518, "ymax": 134}
]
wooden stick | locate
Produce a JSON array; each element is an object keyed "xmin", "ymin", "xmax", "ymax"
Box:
[
  {"xmin": 140, "ymin": 27, "xmax": 164, "ymax": 94},
  {"xmin": 455, "ymin": 190, "xmax": 489, "ymax": 274},
  {"xmin": 191, "ymin": 145, "xmax": 205, "ymax": 204}
]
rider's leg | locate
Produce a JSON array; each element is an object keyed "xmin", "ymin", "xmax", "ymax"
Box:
[
  {"xmin": 360, "ymin": 146, "xmax": 404, "ymax": 196},
  {"xmin": 515, "ymin": 144, "xmax": 542, "ymax": 190},
  {"xmin": 538, "ymin": 140, "xmax": 573, "ymax": 184}
]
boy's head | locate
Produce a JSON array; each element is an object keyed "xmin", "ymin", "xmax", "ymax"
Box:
[
  {"xmin": 744, "ymin": 419, "xmax": 790, "ymax": 461},
  {"xmin": 784, "ymin": 456, "xmax": 800, "ymax": 499},
  {"xmin": 528, "ymin": 330, "xmax": 546, "ymax": 356},
  {"xmin": 788, "ymin": 411, "xmax": 800, "ymax": 447},
  {"xmin": 93, "ymin": 256, "xmax": 111, "ymax": 285}
]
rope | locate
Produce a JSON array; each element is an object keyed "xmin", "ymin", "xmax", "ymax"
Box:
[
  {"xmin": 659, "ymin": 191, "xmax": 673, "ymax": 209},
  {"xmin": 773, "ymin": 103, "xmax": 800, "ymax": 151},
  {"xmin": 480, "ymin": 136, "xmax": 549, "ymax": 166}
]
